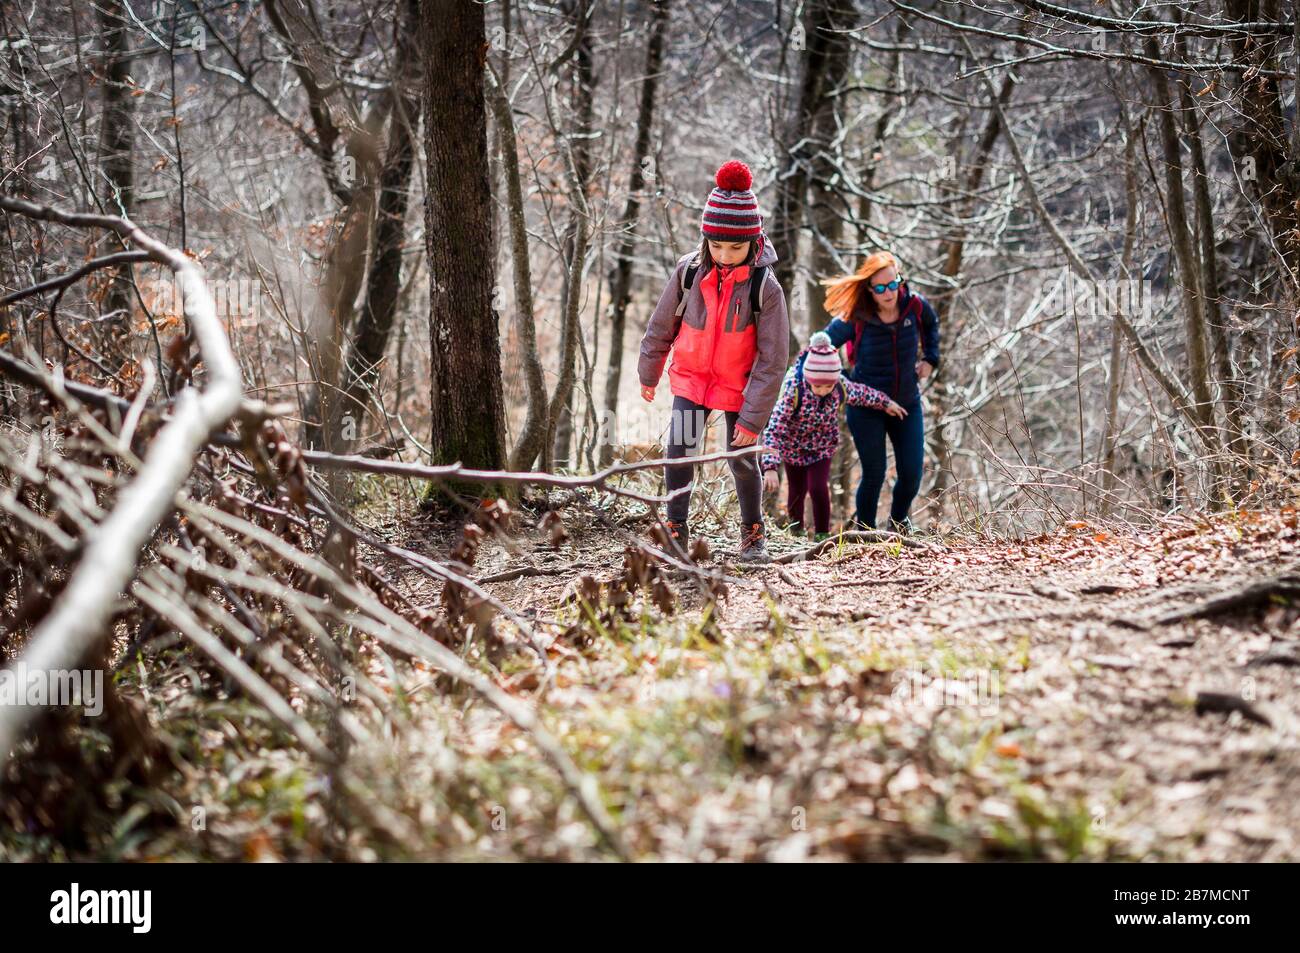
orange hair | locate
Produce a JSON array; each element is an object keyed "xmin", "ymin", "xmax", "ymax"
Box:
[{"xmin": 820, "ymin": 250, "xmax": 900, "ymax": 320}]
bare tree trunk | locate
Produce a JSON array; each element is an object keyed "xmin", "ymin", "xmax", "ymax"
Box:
[
  {"xmin": 339, "ymin": 0, "xmax": 421, "ymax": 445},
  {"xmin": 1177, "ymin": 46, "xmax": 1245, "ymax": 477},
  {"xmin": 1101, "ymin": 101, "xmax": 1141, "ymax": 512},
  {"xmin": 545, "ymin": 224, "xmax": 590, "ymax": 471},
  {"xmin": 489, "ymin": 66, "xmax": 548, "ymax": 473},
  {"xmin": 423, "ymin": 0, "xmax": 507, "ymax": 490},
  {"xmin": 1223, "ymin": 0, "xmax": 1300, "ymax": 283},
  {"xmin": 771, "ymin": 0, "xmax": 855, "ymax": 352},
  {"xmin": 1145, "ymin": 44, "xmax": 1223, "ymax": 497},
  {"xmin": 302, "ymin": 157, "xmax": 380, "ymax": 450},
  {"xmin": 804, "ymin": 0, "xmax": 858, "ymax": 339},
  {"xmin": 599, "ymin": 0, "xmax": 670, "ymax": 466},
  {"xmin": 266, "ymin": 0, "xmax": 388, "ymax": 451},
  {"xmin": 98, "ymin": 0, "xmax": 134, "ymax": 333},
  {"xmin": 549, "ymin": 0, "xmax": 596, "ymax": 472}
]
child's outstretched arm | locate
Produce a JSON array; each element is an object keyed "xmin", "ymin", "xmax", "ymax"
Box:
[
  {"xmin": 760, "ymin": 374, "xmax": 798, "ymax": 473},
  {"xmin": 736, "ymin": 275, "xmax": 791, "ymax": 438},
  {"xmin": 637, "ymin": 257, "xmax": 689, "ymax": 392},
  {"xmin": 845, "ymin": 379, "xmax": 908, "ymax": 418}
]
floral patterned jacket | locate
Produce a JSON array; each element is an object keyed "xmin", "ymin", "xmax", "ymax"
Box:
[{"xmin": 760, "ymin": 362, "xmax": 890, "ymax": 471}]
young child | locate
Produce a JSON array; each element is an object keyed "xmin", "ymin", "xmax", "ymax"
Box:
[
  {"xmin": 637, "ymin": 160, "xmax": 791, "ymax": 563},
  {"xmin": 761, "ymin": 332, "xmax": 908, "ymax": 539}
]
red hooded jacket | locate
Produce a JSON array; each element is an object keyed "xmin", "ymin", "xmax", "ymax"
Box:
[{"xmin": 637, "ymin": 235, "xmax": 790, "ymax": 435}]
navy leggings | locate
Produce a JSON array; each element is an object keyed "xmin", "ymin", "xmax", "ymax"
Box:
[{"xmin": 845, "ymin": 400, "xmax": 924, "ymax": 527}]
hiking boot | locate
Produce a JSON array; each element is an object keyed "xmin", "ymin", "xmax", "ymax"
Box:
[
  {"xmin": 737, "ymin": 521, "xmax": 771, "ymax": 564},
  {"xmin": 655, "ymin": 518, "xmax": 689, "ymax": 554}
]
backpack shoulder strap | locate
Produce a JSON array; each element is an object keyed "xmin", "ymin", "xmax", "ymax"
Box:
[
  {"xmin": 674, "ymin": 258, "xmax": 702, "ymax": 317},
  {"xmin": 847, "ymin": 319, "xmax": 865, "ymax": 365},
  {"xmin": 749, "ymin": 265, "xmax": 767, "ymax": 315}
]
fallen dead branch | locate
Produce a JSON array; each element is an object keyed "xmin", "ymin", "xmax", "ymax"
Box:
[
  {"xmin": 0, "ymin": 196, "xmax": 643, "ymax": 858},
  {"xmin": 820, "ymin": 576, "xmax": 931, "ymax": 589},
  {"xmin": 0, "ymin": 196, "xmax": 244, "ymax": 759},
  {"xmin": 182, "ymin": 497, "xmax": 629, "ymax": 857},
  {"xmin": 771, "ymin": 529, "xmax": 942, "ymax": 564},
  {"xmin": 296, "ymin": 443, "xmax": 767, "ymax": 507}
]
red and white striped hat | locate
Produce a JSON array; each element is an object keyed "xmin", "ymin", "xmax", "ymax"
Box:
[{"xmin": 701, "ymin": 160, "xmax": 762, "ymax": 240}]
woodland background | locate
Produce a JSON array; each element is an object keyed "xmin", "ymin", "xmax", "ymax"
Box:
[{"xmin": 0, "ymin": 0, "xmax": 1297, "ymax": 862}]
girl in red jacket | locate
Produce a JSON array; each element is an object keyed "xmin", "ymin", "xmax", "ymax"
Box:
[{"xmin": 637, "ymin": 161, "xmax": 791, "ymax": 563}]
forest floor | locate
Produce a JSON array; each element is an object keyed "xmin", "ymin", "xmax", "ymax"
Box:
[
  {"xmin": 356, "ymin": 501, "xmax": 1300, "ymax": 862},
  {"xmin": 11, "ymin": 492, "xmax": 1297, "ymax": 863}
]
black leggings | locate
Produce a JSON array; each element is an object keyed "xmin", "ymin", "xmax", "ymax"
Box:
[{"xmin": 664, "ymin": 395, "xmax": 762, "ymax": 527}]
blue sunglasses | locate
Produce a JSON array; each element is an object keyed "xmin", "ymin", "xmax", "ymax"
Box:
[{"xmin": 871, "ymin": 278, "xmax": 903, "ymax": 294}]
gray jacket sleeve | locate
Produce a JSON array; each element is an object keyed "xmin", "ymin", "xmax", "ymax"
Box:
[
  {"xmin": 737, "ymin": 273, "xmax": 791, "ymax": 434},
  {"xmin": 637, "ymin": 258, "xmax": 687, "ymax": 388}
]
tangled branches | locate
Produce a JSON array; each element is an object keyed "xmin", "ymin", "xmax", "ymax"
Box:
[{"xmin": 0, "ymin": 198, "xmax": 641, "ymax": 859}]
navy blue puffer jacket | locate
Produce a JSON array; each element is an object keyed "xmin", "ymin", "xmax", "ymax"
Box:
[{"xmin": 808, "ymin": 283, "xmax": 940, "ymax": 407}]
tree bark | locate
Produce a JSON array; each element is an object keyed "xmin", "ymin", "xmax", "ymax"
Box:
[
  {"xmin": 422, "ymin": 0, "xmax": 507, "ymax": 489},
  {"xmin": 839, "ymin": 30, "xmax": 906, "ymax": 519}
]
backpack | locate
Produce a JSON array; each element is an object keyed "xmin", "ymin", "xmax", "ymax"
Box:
[{"xmin": 674, "ymin": 257, "xmax": 768, "ymax": 320}]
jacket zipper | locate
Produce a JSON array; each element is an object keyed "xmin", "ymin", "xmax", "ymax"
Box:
[
  {"xmin": 707, "ymin": 265, "xmax": 743, "ymax": 409},
  {"xmin": 707, "ymin": 267, "xmax": 725, "ymax": 407}
]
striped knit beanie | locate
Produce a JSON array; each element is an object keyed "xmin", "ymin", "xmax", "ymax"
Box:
[
  {"xmin": 803, "ymin": 331, "xmax": 842, "ymax": 385},
  {"xmin": 701, "ymin": 160, "xmax": 763, "ymax": 240}
]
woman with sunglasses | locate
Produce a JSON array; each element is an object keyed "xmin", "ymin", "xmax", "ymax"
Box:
[{"xmin": 805, "ymin": 250, "xmax": 940, "ymax": 533}]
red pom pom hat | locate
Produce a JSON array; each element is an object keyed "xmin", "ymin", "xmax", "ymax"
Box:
[{"xmin": 701, "ymin": 160, "xmax": 763, "ymax": 240}]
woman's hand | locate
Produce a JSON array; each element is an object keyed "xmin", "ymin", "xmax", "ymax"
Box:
[
  {"xmin": 640, "ymin": 384, "xmax": 656, "ymax": 403},
  {"xmin": 917, "ymin": 360, "xmax": 934, "ymax": 381},
  {"xmin": 763, "ymin": 470, "xmax": 779, "ymax": 494},
  {"xmin": 731, "ymin": 426, "xmax": 758, "ymax": 447},
  {"xmin": 884, "ymin": 400, "xmax": 909, "ymax": 419}
]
